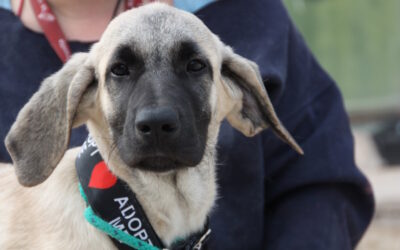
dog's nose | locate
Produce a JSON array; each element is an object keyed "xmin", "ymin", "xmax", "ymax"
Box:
[{"xmin": 135, "ymin": 107, "xmax": 180, "ymax": 139}]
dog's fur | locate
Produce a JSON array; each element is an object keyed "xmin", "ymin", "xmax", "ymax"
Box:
[{"xmin": 1, "ymin": 4, "xmax": 302, "ymax": 249}]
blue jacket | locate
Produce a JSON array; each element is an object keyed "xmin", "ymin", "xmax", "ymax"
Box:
[{"xmin": 0, "ymin": 0, "xmax": 374, "ymax": 249}]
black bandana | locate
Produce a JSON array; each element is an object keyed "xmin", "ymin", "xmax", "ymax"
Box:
[{"xmin": 76, "ymin": 136, "xmax": 210, "ymax": 250}]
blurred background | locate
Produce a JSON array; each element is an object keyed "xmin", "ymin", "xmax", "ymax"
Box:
[{"xmin": 282, "ymin": 0, "xmax": 400, "ymax": 249}]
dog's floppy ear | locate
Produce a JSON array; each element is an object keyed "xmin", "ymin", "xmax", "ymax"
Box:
[
  {"xmin": 5, "ymin": 53, "xmax": 96, "ymax": 187},
  {"xmin": 220, "ymin": 47, "xmax": 303, "ymax": 154}
]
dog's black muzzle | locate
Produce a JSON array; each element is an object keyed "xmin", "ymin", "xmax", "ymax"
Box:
[
  {"xmin": 118, "ymin": 104, "xmax": 208, "ymax": 172},
  {"xmin": 111, "ymin": 70, "xmax": 211, "ymax": 172}
]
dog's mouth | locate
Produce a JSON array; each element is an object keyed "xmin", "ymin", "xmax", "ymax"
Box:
[
  {"xmin": 117, "ymin": 136, "xmax": 206, "ymax": 172},
  {"xmin": 135, "ymin": 156, "xmax": 187, "ymax": 172}
]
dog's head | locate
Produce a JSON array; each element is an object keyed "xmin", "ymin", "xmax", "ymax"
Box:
[{"xmin": 5, "ymin": 4, "xmax": 302, "ymax": 187}]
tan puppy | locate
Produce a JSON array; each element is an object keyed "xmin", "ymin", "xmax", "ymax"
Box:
[{"xmin": 1, "ymin": 3, "xmax": 302, "ymax": 249}]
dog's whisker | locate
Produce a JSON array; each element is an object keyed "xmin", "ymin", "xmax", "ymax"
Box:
[{"xmin": 106, "ymin": 142, "xmax": 118, "ymax": 165}]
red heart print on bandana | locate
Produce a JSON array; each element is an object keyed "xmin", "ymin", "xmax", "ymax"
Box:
[{"xmin": 88, "ymin": 161, "xmax": 117, "ymax": 189}]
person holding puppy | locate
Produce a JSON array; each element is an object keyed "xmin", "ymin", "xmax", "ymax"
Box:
[{"xmin": 0, "ymin": 0, "xmax": 373, "ymax": 249}]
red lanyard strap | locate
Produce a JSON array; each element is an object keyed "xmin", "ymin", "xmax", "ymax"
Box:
[
  {"xmin": 17, "ymin": 0, "xmax": 25, "ymax": 17},
  {"xmin": 126, "ymin": 0, "xmax": 146, "ymax": 8},
  {"xmin": 27, "ymin": 0, "xmax": 142, "ymax": 63},
  {"xmin": 30, "ymin": 0, "xmax": 71, "ymax": 63}
]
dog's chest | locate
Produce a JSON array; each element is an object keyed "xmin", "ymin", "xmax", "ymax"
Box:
[{"xmin": 126, "ymin": 163, "xmax": 216, "ymax": 245}]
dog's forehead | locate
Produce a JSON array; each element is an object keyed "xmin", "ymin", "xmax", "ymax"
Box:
[{"xmin": 98, "ymin": 4, "xmax": 217, "ymax": 61}]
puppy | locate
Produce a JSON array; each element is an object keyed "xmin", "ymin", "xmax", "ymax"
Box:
[{"xmin": 1, "ymin": 3, "xmax": 302, "ymax": 249}]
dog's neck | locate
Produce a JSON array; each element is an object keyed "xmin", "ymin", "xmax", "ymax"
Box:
[{"xmin": 85, "ymin": 120, "xmax": 218, "ymax": 245}]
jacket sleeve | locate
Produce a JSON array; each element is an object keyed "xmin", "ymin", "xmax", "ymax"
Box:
[
  {"xmin": 262, "ymin": 83, "xmax": 374, "ymax": 249},
  {"xmin": 254, "ymin": 3, "xmax": 375, "ymax": 248}
]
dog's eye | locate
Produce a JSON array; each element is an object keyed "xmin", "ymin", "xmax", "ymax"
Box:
[
  {"xmin": 187, "ymin": 59, "xmax": 206, "ymax": 73},
  {"xmin": 111, "ymin": 63, "xmax": 129, "ymax": 76}
]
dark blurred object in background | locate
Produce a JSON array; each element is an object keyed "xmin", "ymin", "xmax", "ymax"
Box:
[{"xmin": 373, "ymin": 119, "xmax": 400, "ymax": 166}]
